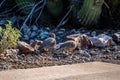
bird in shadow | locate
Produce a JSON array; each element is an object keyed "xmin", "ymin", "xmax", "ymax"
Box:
[
  {"xmin": 54, "ymin": 38, "xmax": 78, "ymax": 54},
  {"xmin": 80, "ymin": 34, "xmax": 93, "ymax": 50},
  {"xmin": 30, "ymin": 40, "xmax": 43, "ymax": 52},
  {"xmin": 38, "ymin": 33, "xmax": 56, "ymax": 52}
]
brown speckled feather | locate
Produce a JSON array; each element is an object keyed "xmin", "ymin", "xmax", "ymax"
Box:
[
  {"xmin": 38, "ymin": 33, "xmax": 56, "ymax": 51},
  {"xmin": 56, "ymin": 40, "xmax": 77, "ymax": 52}
]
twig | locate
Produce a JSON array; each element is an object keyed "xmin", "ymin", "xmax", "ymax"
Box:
[
  {"xmin": 0, "ymin": 0, "xmax": 6, "ymax": 7},
  {"xmin": 35, "ymin": 0, "xmax": 46, "ymax": 25},
  {"xmin": 103, "ymin": 1, "xmax": 109, "ymax": 9},
  {"xmin": 20, "ymin": 4, "xmax": 35, "ymax": 31},
  {"xmin": 20, "ymin": 0, "xmax": 43, "ymax": 31},
  {"xmin": 53, "ymin": 5, "xmax": 74, "ymax": 32}
]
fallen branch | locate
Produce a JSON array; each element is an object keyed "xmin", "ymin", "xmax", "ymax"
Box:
[
  {"xmin": 20, "ymin": 0, "xmax": 44, "ymax": 31},
  {"xmin": 53, "ymin": 5, "xmax": 74, "ymax": 32},
  {"xmin": 35, "ymin": 0, "xmax": 46, "ymax": 26},
  {"xmin": 0, "ymin": 0, "xmax": 6, "ymax": 7}
]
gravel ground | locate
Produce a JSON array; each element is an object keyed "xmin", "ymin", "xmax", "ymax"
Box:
[{"xmin": 0, "ymin": 28, "xmax": 120, "ymax": 71}]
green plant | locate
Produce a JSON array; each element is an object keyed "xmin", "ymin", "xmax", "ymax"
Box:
[
  {"xmin": 0, "ymin": 21, "xmax": 21, "ymax": 53},
  {"xmin": 77, "ymin": 0, "xmax": 104, "ymax": 26},
  {"xmin": 111, "ymin": 0, "xmax": 120, "ymax": 14},
  {"xmin": 46, "ymin": 0, "xmax": 63, "ymax": 17},
  {"xmin": 15, "ymin": 0, "xmax": 34, "ymax": 14},
  {"xmin": 111, "ymin": 0, "xmax": 120, "ymax": 8}
]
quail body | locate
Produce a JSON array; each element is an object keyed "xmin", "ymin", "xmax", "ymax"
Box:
[
  {"xmin": 55, "ymin": 40, "xmax": 77, "ymax": 53},
  {"xmin": 38, "ymin": 33, "xmax": 56, "ymax": 52},
  {"xmin": 30, "ymin": 40, "xmax": 43, "ymax": 51}
]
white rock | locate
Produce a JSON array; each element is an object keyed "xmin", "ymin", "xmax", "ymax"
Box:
[
  {"xmin": 90, "ymin": 34, "xmax": 116, "ymax": 47},
  {"xmin": 98, "ymin": 34, "xmax": 116, "ymax": 46},
  {"xmin": 39, "ymin": 31, "xmax": 48, "ymax": 39},
  {"xmin": 58, "ymin": 31, "xmax": 64, "ymax": 34},
  {"xmin": 26, "ymin": 28, "xmax": 31, "ymax": 33},
  {"xmin": 29, "ymin": 39, "xmax": 34, "ymax": 44},
  {"xmin": 91, "ymin": 31, "xmax": 96, "ymax": 37},
  {"xmin": 46, "ymin": 27, "xmax": 50, "ymax": 31},
  {"xmin": 23, "ymin": 24, "xmax": 29, "ymax": 33},
  {"xmin": 60, "ymin": 28, "xmax": 65, "ymax": 32},
  {"xmin": 78, "ymin": 50, "xmax": 91, "ymax": 58},
  {"xmin": 112, "ymin": 32, "xmax": 120, "ymax": 43},
  {"xmin": 71, "ymin": 29, "xmax": 76, "ymax": 33},
  {"xmin": 89, "ymin": 37, "xmax": 104, "ymax": 47}
]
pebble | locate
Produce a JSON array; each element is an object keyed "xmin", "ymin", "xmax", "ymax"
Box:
[
  {"xmin": 10, "ymin": 16, "xmax": 17, "ymax": 24},
  {"xmin": 29, "ymin": 39, "xmax": 34, "ymax": 44},
  {"xmin": 71, "ymin": 29, "xmax": 76, "ymax": 34},
  {"xmin": 39, "ymin": 31, "xmax": 48, "ymax": 39},
  {"xmin": 112, "ymin": 32, "xmax": 120, "ymax": 43},
  {"xmin": 0, "ymin": 20, "xmax": 8, "ymax": 26},
  {"xmin": 91, "ymin": 31, "xmax": 96, "ymax": 37},
  {"xmin": 22, "ymin": 24, "xmax": 29, "ymax": 34},
  {"xmin": 77, "ymin": 50, "xmax": 91, "ymax": 58},
  {"xmin": 31, "ymin": 25, "xmax": 38, "ymax": 31},
  {"xmin": 30, "ymin": 31, "xmax": 37, "ymax": 38},
  {"xmin": 23, "ymin": 35, "xmax": 29, "ymax": 40},
  {"xmin": 0, "ymin": 26, "xmax": 119, "ymax": 70},
  {"xmin": 45, "ymin": 27, "xmax": 50, "ymax": 31}
]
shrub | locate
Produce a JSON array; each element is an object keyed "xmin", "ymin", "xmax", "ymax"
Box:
[{"xmin": 0, "ymin": 21, "xmax": 21, "ymax": 53}]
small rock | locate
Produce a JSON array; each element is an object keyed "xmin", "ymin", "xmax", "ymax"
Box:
[
  {"xmin": 91, "ymin": 31, "xmax": 96, "ymax": 37},
  {"xmin": 27, "ymin": 29, "xmax": 31, "ymax": 36},
  {"xmin": 89, "ymin": 37, "xmax": 105, "ymax": 47},
  {"xmin": 5, "ymin": 49, "xmax": 20, "ymax": 55},
  {"xmin": 0, "ymin": 20, "xmax": 8, "ymax": 26},
  {"xmin": 89, "ymin": 50, "xmax": 98, "ymax": 56},
  {"xmin": 112, "ymin": 32, "xmax": 120, "ymax": 43},
  {"xmin": 0, "ymin": 53, "xmax": 5, "ymax": 59},
  {"xmin": 98, "ymin": 34, "xmax": 116, "ymax": 46},
  {"xmin": 60, "ymin": 28, "xmax": 65, "ymax": 32},
  {"xmin": 23, "ymin": 35, "xmax": 29, "ymax": 40},
  {"xmin": 90, "ymin": 34, "xmax": 115, "ymax": 47},
  {"xmin": 31, "ymin": 25, "xmax": 38, "ymax": 31},
  {"xmin": 10, "ymin": 16, "xmax": 17, "ymax": 24},
  {"xmin": 57, "ymin": 31, "xmax": 64, "ymax": 35},
  {"xmin": 17, "ymin": 41, "xmax": 34, "ymax": 53},
  {"xmin": 22, "ymin": 24, "xmax": 29, "ymax": 33},
  {"xmin": 45, "ymin": 27, "xmax": 50, "ymax": 31},
  {"xmin": 78, "ymin": 50, "xmax": 91, "ymax": 58},
  {"xmin": 29, "ymin": 39, "xmax": 34, "ymax": 44},
  {"xmin": 30, "ymin": 31, "xmax": 37, "ymax": 38},
  {"xmin": 71, "ymin": 29, "xmax": 76, "ymax": 34},
  {"xmin": 39, "ymin": 31, "xmax": 48, "ymax": 39},
  {"xmin": 85, "ymin": 32, "xmax": 90, "ymax": 35}
]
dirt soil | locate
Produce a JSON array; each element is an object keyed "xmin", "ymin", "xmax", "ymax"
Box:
[{"xmin": 0, "ymin": 29, "xmax": 120, "ymax": 71}]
